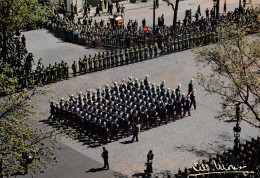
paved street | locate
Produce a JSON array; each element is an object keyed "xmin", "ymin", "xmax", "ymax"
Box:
[{"xmin": 21, "ymin": 0, "xmax": 260, "ymax": 177}]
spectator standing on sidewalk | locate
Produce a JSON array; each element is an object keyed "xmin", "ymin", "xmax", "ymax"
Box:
[
  {"xmin": 101, "ymin": 147, "xmax": 109, "ymax": 169},
  {"xmin": 131, "ymin": 121, "xmax": 140, "ymax": 142}
]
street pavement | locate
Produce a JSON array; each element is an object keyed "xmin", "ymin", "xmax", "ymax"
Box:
[{"xmin": 20, "ymin": 0, "xmax": 260, "ymax": 177}]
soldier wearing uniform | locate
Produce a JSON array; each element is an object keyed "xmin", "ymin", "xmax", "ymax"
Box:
[
  {"xmin": 144, "ymin": 45, "xmax": 148, "ymax": 60},
  {"xmin": 106, "ymin": 51, "xmax": 110, "ymax": 68},
  {"xmin": 72, "ymin": 61, "xmax": 77, "ymax": 77},
  {"xmin": 119, "ymin": 49, "xmax": 124, "ymax": 66},
  {"xmin": 110, "ymin": 51, "xmax": 115, "ymax": 67},
  {"xmin": 88, "ymin": 55, "xmax": 93, "ymax": 72},
  {"xmin": 134, "ymin": 46, "xmax": 139, "ymax": 62},
  {"xmin": 65, "ymin": 62, "xmax": 69, "ymax": 79},
  {"xmin": 83, "ymin": 55, "xmax": 88, "ymax": 73},
  {"xmin": 78, "ymin": 58, "xmax": 83, "ymax": 74},
  {"xmin": 149, "ymin": 44, "xmax": 153, "ymax": 59},
  {"xmin": 154, "ymin": 43, "xmax": 158, "ymax": 57},
  {"xmin": 125, "ymin": 48, "xmax": 129, "ymax": 64},
  {"xmin": 115, "ymin": 50, "xmax": 119, "ymax": 66}
]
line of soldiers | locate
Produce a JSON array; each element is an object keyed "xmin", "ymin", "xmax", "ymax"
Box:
[
  {"xmin": 18, "ymin": 60, "xmax": 70, "ymax": 89},
  {"xmin": 176, "ymin": 136, "xmax": 260, "ymax": 177},
  {"xmin": 71, "ymin": 31, "xmax": 216, "ymax": 76},
  {"xmin": 49, "ymin": 76, "xmax": 196, "ymax": 144}
]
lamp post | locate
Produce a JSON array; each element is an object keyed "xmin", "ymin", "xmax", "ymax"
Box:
[
  {"xmin": 233, "ymin": 103, "xmax": 241, "ymax": 154},
  {"xmin": 153, "ymin": 0, "xmax": 156, "ymax": 33}
]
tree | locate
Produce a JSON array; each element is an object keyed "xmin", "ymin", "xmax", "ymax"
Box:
[
  {"xmin": 0, "ymin": 87, "xmax": 60, "ymax": 177},
  {"xmin": 167, "ymin": 0, "xmax": 180, "ymax": 29},
  {"xmin": 194, "ymin": 8, "xmax": 260, "ymax": 124},
  {"xmin": 0, "ymin": 58, "xmax": 59, "ymax": 177},
  {"xmin": 0, "ymin": 0, "xmax": 53, "ymax": 61}
]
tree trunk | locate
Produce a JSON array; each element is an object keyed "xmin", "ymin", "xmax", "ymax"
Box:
[{"xmin": 173, "ymin": 0, "xmax": 179, "ymax": 29}]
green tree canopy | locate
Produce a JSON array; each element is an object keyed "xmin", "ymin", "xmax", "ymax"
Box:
[
  {"xmin": 0, "ymin": 0, "xmax": 53, "ymax": 61},
  {"xmin": 0, "ymin": 88, "xmax": 59, "ymax": 177}
]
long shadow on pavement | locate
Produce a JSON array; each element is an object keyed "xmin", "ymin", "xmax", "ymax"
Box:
[{"xmin": 86, "ymin": 167, "xmax": 107, "ymax": 173}]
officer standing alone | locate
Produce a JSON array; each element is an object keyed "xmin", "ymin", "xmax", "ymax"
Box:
[{"xmin": 101, "ymin": 147, "xmax": 109, "ymax": 169}]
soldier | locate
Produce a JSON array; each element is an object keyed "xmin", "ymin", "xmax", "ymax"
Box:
[
  {"xmin": 72, "ymin": 61, "xmax": 77, "ymax": 77},
  {"xmin": 115, "ymin": 50, "xmax": 119, "ymax": 66},
  {"xmin": 46, "ymin": 64, "xmax": 52, "ymax": 83},
  {"xmin": 37, "ymin": 58, "xmax": 44, "ymax": 70},
  {"xmin": 144, "ymin": 45, "xmax": 148, "ymax": 60},
  {"xmin": 110, "ymin": 51, "xmax": 115, "ymax": 67},
  {"xmin": 183, "ymin": 96, "xmax": 191, "ymax": 117},
  {"xmin": 190, "ymin": 90, "xmax": 196, "ymax": 110},
  {"xmin": 41, "ymin": 66, "xmax": 46, "ymax": 84},
  {"xmin": 161, "ymin": 42, "xmax": 165, "ymax": 55},
  {"xmin": 134, "ymin": 46, "xmax": 139, "ymax": 62},
  {"xmin": 57, "ymin": 64, "xmax": 62, "ymax": 81},
  {"xmin": 125, "ymin": 48, "xmax": 129, "ymax": 64},
  {"xmin": 106, "ymin": 51, "xmax": 110, "ymax": 68},
  {"xmin": 51, "ymin": 63, "xmax": 57, "ymax": 82},
  {"xmin": 129, "ymin": 47, "xmax": 134, "ymax": 63},
  {"xmin": 78, "ymin": 57, "xmax": 83, "ymax": 74},
  {"xmin": 88, "ymin": 55, "xmax": 93, "ymax": 72},
  {"xmin": 83, "ymin": 55, "xmax": 88, "ymax": 74},
  {"xmin": 21, "ymin": 35, "xmax": 26, "ymax": 47},
  {"xmin": 98, "ymin": 52, "xmax": 102, "ymax": 70},
  {"xmin": 93, "ymin": 54, "xmax": 98, "ymax": 71},
  {"xmin": 154, "ymin": 43, "xmax": 158, "ymax": 57},
  {"xmin": 102, "ymin": 52, "xmax": 107, "ymax": 69},
  {"xmin": 139, "ymin": 45, "xmax": 143, "ymax": 61},
  {"xmin": 119, "ymin": 49, "xmax": 124, "ymax": 66},
  {"xmin": 149, "ymin": 44, "xmax": 153, "ymax": 59},
  {"xmin": 187, "ymin": 78, "xmax": 194, "ymax": 95},
  {"xmin": 65, "ymin": 62, "xmax": 69, "ymax": 79}
]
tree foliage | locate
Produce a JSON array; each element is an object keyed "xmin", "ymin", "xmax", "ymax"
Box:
[
  {"xmin": 194, "ymin": 8, "xmax": 260, "ymax": 125},
  {"xmin": 0, "ymin": 0, "xmax": 54, "ymax": 61},
  {"xmin": 0, "ymin": 88, "xmax": 59, "ymax": 177}
]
